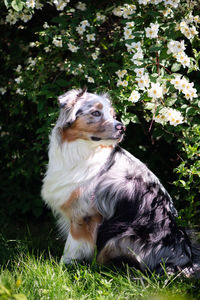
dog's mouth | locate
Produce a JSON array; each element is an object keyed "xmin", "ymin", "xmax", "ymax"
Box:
[
  {"xmin": 91, "ymin": 136, "xmax": 102, "ymax": 141},
  {"xmin": 90, "ymin": 133, "xmax": 124, "ymax": 142}
]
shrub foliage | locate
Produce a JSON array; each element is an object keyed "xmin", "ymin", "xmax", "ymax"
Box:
[{"xmin": 0, "ymin": 0, "xmax": 200, "ymax": 224}]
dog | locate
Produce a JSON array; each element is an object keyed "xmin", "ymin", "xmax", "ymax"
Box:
[{"xmin": 41, "ymin": 89, "xmax": 200, "ymax": 277}]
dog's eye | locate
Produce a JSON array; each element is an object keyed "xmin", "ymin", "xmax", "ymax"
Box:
[{"xmin": 91, "ymin": 111, "xmax": 101, "ymax": 117}]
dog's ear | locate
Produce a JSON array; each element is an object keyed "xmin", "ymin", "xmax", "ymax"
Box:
[{"xmin": 58, "ymin": 88, "xmax": 87, "ymax": 109}]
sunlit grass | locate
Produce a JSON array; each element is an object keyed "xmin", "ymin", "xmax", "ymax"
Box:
[{"xmin": 0, "ymin": 252, "xmax": 199, "ymax": 300}]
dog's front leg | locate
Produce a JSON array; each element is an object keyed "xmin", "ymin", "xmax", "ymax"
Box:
[
  {"xmin": 61, "ymin": 231, "xmax": 94, "ymax": 264},
  {"xmin": 61, "ymin": 213, "xmax": 102, "ymax": 264}
]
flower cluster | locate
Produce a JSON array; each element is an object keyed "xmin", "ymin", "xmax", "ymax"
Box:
[
  {"xmin": 138, "ymin": 0, "xmax": 180, "ymax": 8},
  {"xmin": 145, "ymin": 23, "xmax": 159, "ymax": 39},
  {"xmin": 171, "ymin": 76, "xmax": 198, "ymax": 101},
  {"xmin": 154, "ymin": 107, "xmax": 184, "ymax": 126},
  {"xmin": 113, "ymin": 4, "xmax": 136, "ymax": 19},
  {"xmin": 176, "ymin": 14, "xmax": 199, "ymax": 40},
  {"xmin": 53, "ymin": 0, "xmax": 70, "ymax": 11},
  {"xmin": 3, "ymin": 0, "xmax": 199, "ymax": 129},
  {"xmin": 167, "ymin": 40, "xmax": 190, "ymax": 68}
]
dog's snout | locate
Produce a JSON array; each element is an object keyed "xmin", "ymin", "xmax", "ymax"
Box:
[{"xmin": 115, "ymin": 122, "xmax": 125, "ymax": 132}]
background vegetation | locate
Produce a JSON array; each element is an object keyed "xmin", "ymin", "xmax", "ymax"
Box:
[{"xmin": 0, "ymin": 1, "xmax": 200, "ymax": 298}]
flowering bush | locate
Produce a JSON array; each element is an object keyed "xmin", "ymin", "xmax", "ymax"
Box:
[{"xmin": 1, "ymin": 0, "xmax": 200, "ymax": 223}]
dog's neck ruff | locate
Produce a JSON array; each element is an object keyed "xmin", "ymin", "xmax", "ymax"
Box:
[{"xmin": 42, "ymin": 130, "xmax": 114, "ymax": 209}]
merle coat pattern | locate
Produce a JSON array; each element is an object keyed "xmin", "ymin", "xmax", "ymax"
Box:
[{"xmin": 42, "ymin": 89, "xmax": 200, "ymax": 277}]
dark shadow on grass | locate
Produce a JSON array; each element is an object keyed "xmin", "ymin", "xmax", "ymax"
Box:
[{"xmin": 0, "ymin": 211, "xmax": 64, "ymax": 267}]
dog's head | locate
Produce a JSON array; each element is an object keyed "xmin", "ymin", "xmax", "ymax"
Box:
[{"xmin": 55, "ymin": 89, "xmax": 125, "ymax": 145}]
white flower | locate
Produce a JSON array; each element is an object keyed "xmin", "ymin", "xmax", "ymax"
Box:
[
  {"xmin": 6, "ymin": 11, "xmax": 18, "ymax": 25},
  {"xmin": 68, "ymin": 43, "xmax": 79, "ymax": 52},
  {"xmin": 44, "ymin": 46, "xmax": 51, "ymax": 52},
  {"xmin": 131, "ymin": 42, "xmax": 142, "ymax": 51},
  {"xmin": 136, "ymin": 74, "xmax": 150, "ymax": 90},
  {"xmin": 16, "ymin": 88, "xmax": 24, "ymax": 95},
  {"xmin": 0, "ymin": 87, "xmax": 7, "ymax": 95},
  {"xmin": 138, "ymin": 0, "xmax": 150, "ymax": 5},
  {"xmin": 190, "ymin": 25, "xmax": 198, "ymax": 37},
  {"xmin": 43, "ymin": 22, "xmax": 49, "ymax": 29},
  {"xmin": 112, "ymin": 6, "xmax": 124, "ymax": 17},
  {"xmin": 129, "ymin": 90, "xmax": 140, "ymax": 103},
  {"xmin": 154, "ymin": 112, "xmax": 167, "ymax": 125},
  {"xmin": 148, "ymin": 82, "xmax": 163, "ymax": 99},
  {"xmin": 35, "ymin": 0, "xmax": 43, "ymax": 10},
  {"xmin": 171, "ymin": 76, "xmax": 197, "ymax": 101},
  {"xmin": 29, "ymin": 42, "xmax": 36, "ymax": 47},
  {"xmin": 145, "ymin": 23, "xmax": 159, "ymax": 38},
  {"xmin": 80, "ymin": 20, "xmax": 90, "ymax": 28},
  {"xmin": 171, "ymin": 75, "xmax": 183, "ymax": 91},
  {"xmin": 26, "ymin": 0, "xmax": 36, "ymax": 9},
  {"xmin": 20, "ymin": 13, "xmax": 32, "ymax": 23},
  {"xmin": 91, "ymin": 53, "xmax": 98, "ymax": 60},
  {"xmin": 76, "ymin": 1, "xmax": 86, "ymax": 11},
  {"xmin": 134, "ymin": 68, "xmax": 144, "ymax": 77},
  {"xmin": 166, "ymin": 108, "xmax": 184, "ymax": 126},
  {"xmin": 174, "ymin": 52, "xmax": 190, "ymax": 68},
  {"xmin": 86, "ymin": 33, "xmax": 95, "ymax": 42},
  {"xmin": 194, "ymin": 15, "xmax": 200, "ymax": 23},
  {"xmin": 115, "ymin": 70, "xmax": 127, "ymax": 78},
  {"xmin": 183, "ymin": 87, "xmax": 198, "ymax": 101},
  {"xmin": 96, "ymin": 13, "xmax": 106, "ymax": 22},
  {"xmin": 126, "ymin": 41, "xmax": 142, "ymax": 53},
  {"xmin": 125, "ymin": 22, "xmax": 135, "ymax": 28},
  {"xmin": 117, "ymin": 80, "xmax": 128, "ymax": 87},
  {"xmin": 164, "ymin": 0, "xmax": 180, "ymax": 8},
  {"xmin": 87, "ymin": 76, "xmax": 94, "ymax": 83},
  {"xmin": 122, "ymin": 4, "xmax": 136, "ymax": 19},
  {"xmin": 52, "ymin": 37, "xmax": 63, "ymax": 47},
  {"xmin": 167, "ymin": 40, "xmax": 185, "ymax": 54},
  {"xmin": 15, "ymin": 76, "xmax": 23, "ymax": 84},
  {"xmin": 76, "ymin": 25, "xmax": 85, "ymax": 35},
  {"xmin": 163, "ymin": 8, "xmax": 173, "ymax": 17},
  {"xmin": 154, "ymin": 107, "xmax": 184, "ymax": 126},
  {"xmin": 26, "ymin": 57, "xmax": 37, "ymax": 69},
  {"xmin": 77, "ymin": 64, "xmax": 84, "ymax": 73},
  {"xmin": 131, "ymin": 50, "xmax": 144, "ymax": 62},
  {"xmin": 124, "ymin": 28, "xmax": 134, "ymax": 40},
  {"xmin": 54, "ymin": 0, "xmax": 70, "ymax": 11},
  {"xmin": 15, "ymin": 65, "xmax": 22, "ymax": 73}
]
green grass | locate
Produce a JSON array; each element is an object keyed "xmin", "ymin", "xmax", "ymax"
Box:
[
  {"xmin": 0, "ymin": 220, "xmax": 199, "ymax": 300},
  {"xmin": 1, "ymin": 252, "xmax": 200, "ymax": 300}
]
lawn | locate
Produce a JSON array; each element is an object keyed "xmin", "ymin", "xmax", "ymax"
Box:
[{"xmin": 0, "ymin": 225, "xmax": 200, "ymax": 300}]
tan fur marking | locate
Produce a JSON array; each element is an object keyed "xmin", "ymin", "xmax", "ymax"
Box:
[
  {"xmin": 99, "ymin": 145, "xmax": 113, "ymax": 149},
  {"xmin": 60, "ymin": 188, "xmax": 80, "ymax": 217},
  {"xmin": 70, "ymin": 213, "xmax": 102, "ymax": 244},
  {"xmin": 61, "ymin": 117, "xmax": 113, "ymax": 142},
  {"xmin": 97, "ymin": 244, "xmax": 114, "ymax": 264},
  {"xmin": 95, "ymin": 102, "xmax": 103, "ymax": 110},
  {"xmin": 110, "ymin": 107, "xmax": 116, "ymax": 118}
]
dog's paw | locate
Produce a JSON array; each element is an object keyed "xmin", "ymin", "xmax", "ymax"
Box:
[{"xmin": 60, "ymin": 255, "xmax": 74, "ymax": 265}]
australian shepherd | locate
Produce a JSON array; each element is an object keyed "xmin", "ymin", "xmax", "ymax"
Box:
[{"xmin": 41, "ymin": 89, "xmax": 200, "ymax": 277}]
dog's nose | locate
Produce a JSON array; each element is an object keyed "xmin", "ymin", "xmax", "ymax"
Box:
[{"xmin": 115, "ymin": 122, "xmax": 126, "ymax": 132}]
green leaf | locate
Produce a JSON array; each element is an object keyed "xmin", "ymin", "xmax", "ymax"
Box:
[
  {"xmin": 0, "ymin": 284, "xmax": 11, "ymax": 296},
  {"xmin": 149, "ymin": 45, "xmax": 163, "ymax": 52},
  {"xmin": 186, "ymin": 107, "xmax": 197, "ymax": 116},
  {"xmin": 11, "ymin": 0, "xmax": 24, "ymax": 11},
  {"xmin": 145, "ymin": 102, "xmax": 155, "ymax": 110},
  {"xmin": 56, "ymin": 79, "xmax": 68, "ymax": 87},
  {"xmin": 4, "ymin": 0, "xmax": 10, "ymax": 8},
  {"xmin": 13, "ymin": 294, "xmax": 27, "ymax": 300},
  {"xmin": 171, "ymin": 63, "xmax": 181, "ymax": 72}
]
